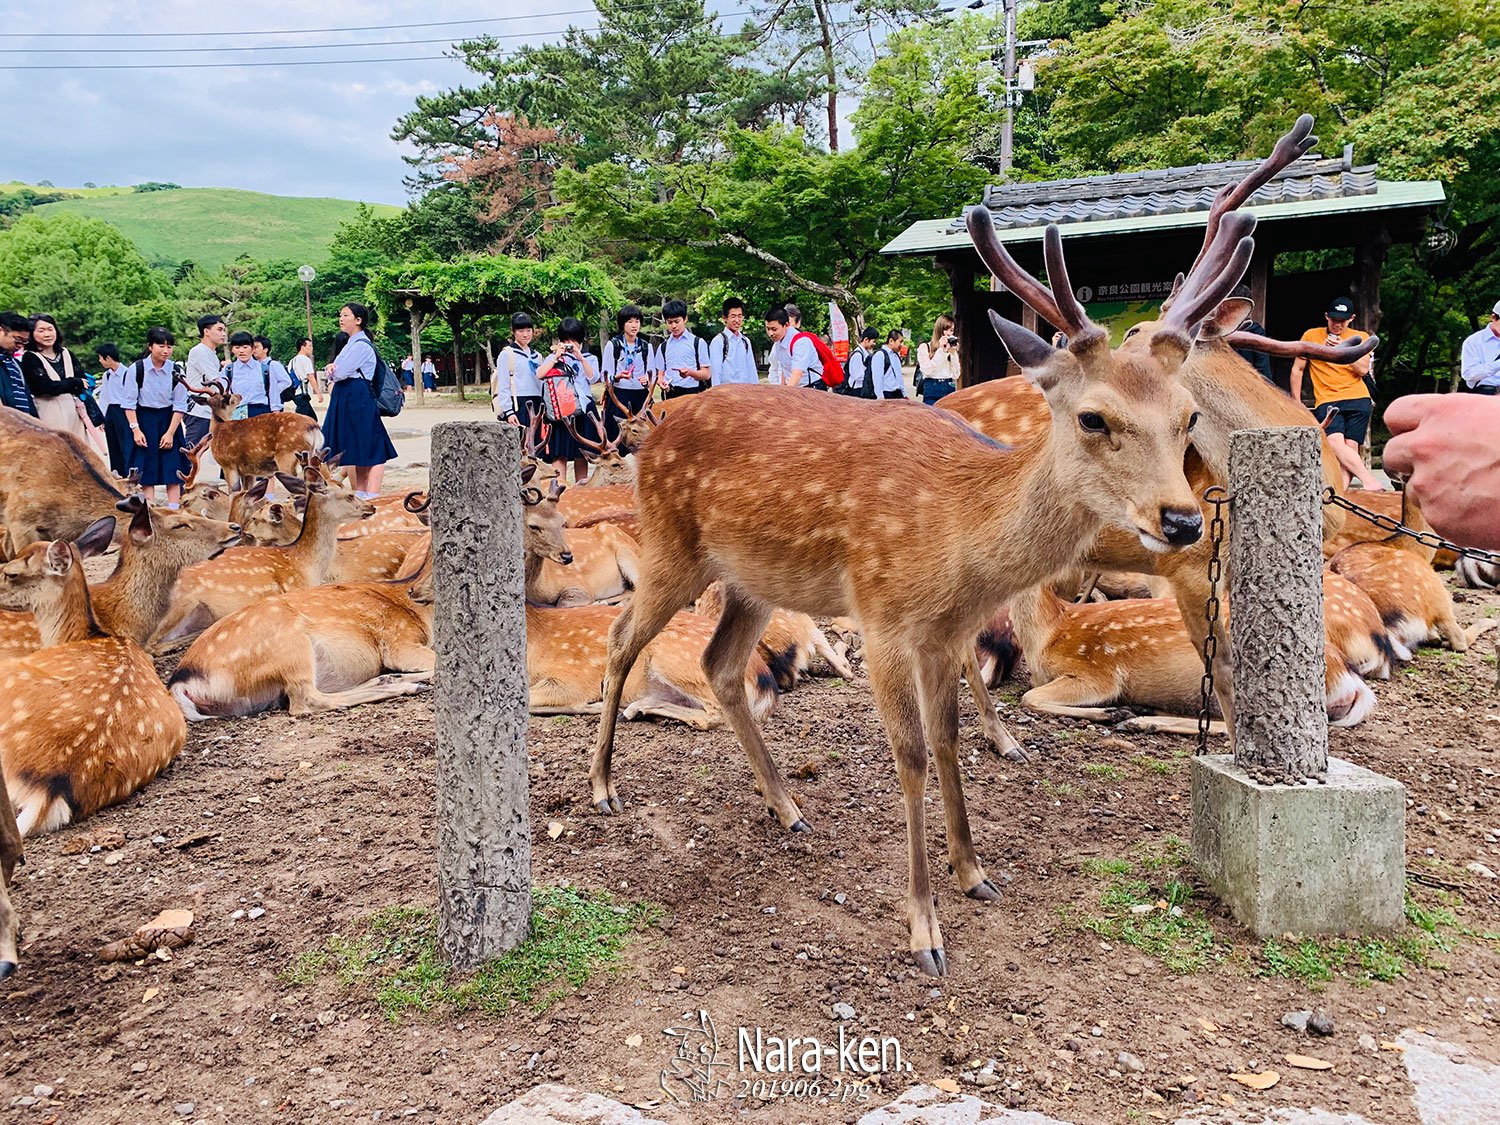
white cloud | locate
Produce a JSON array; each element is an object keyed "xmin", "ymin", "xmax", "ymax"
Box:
[{"xmin": 1, "ymin": 0, "xmax": 569, "ymax": 204}]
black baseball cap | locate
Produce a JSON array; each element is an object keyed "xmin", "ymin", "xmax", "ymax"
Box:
[{"xmin": 1326, "ymin": 297, "xmax": 1355, "ymax": 319}]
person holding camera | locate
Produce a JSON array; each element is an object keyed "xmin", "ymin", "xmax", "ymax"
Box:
[
  {"xmin": 916, "ymin": 314, "xmax": 961, "ymax": 405},
  {"xmin": 536, "ymin": 317, "xmax": 601, "ymax": 483},
  {"xmin": 1289, "ymin": 296, "xmax": 1385, "ymax": 491}
]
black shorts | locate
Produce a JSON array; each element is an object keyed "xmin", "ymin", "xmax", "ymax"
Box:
[{"xmin": 1314, "ymin": 398, "xmax": 1372, "ymax": 444}]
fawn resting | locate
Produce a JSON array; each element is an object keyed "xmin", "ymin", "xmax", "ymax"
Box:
[
  {"xmin": 530, "ymin": 523, "xmax": 642, "ymax": 606},
  {"xmin": 170, "ymin": 542, "xmax": 435, "ymax": 719},
  {"xmin": 590, "ymin": 196, "xmax": 1255, "ymax": 975},
  {"xmin": 150, "ymin": 469, "xmax": 374, "ymax": 648},
  {"xmin": 199, "ymin": 387, "xmax": 323, "ymax": 490},
  {"xmin": 1328, "ymin": 543, "xmax": 1486, "ymax": 655},
  {"xmin": 0, "ymin": 408, "xmax": 130, "ymax": 557},
  {"xmin": 0, "ymin": 519, "xmax": 187, "ymax": 840},
  {"xmin": 693, "ymin": 580, "xmax": 854, "ymax": 691},
  {"xmin": 518, "ymin": 474, "xmax": 777, "ymax": 726},
  {"xmin": 0, "ymin": 499, "xmax": 241, "ymax": 658}
]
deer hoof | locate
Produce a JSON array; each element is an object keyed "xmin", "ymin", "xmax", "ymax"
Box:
[
  {"xmin": 912, "ymin": 947, "xmax": 948, "ymax": 977},
  {"xmin": 1001, "ymin": 745, "xmax": 1031, "ymax": 765},
  {"xmin": 0, "ymin": 961, "xmax": 15, "ymax": 979},
  {"xmin": 965, "ymin": 878, "xmax": 1004, "ymax": 903},
  {"xmin": 594, "ymin": 796, "xmax": 624, "ymax": 815},
  {"xmin": 1104, "ymin": 708, "xmax": 1136, "ymax": 725},
  {"xmin": 790, "ymin": 818, "xmax": 812, "ymax": 833}
]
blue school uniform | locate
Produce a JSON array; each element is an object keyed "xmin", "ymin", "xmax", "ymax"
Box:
[
  {"xmin": 601, "ymin": 335, "xmax": 651, "ymax": 441},
  {"xmin": 97, "ymin": 362, "xmax": 134, "ymax": 475},
  {"xmin": 119, "ymin": 357, "xmax": 190, "ymax": 487},
  {"xmin": 539, "ymin": 352, "xmax": 600, "ymax": 462},
  {"xmin": 323, "ymin": 332, "xmax": 396, "ymax": 468},
  {"xmin": 659, "ymin": 331, "xmax": 709, "ymax": 398},
  {"xmin": 228, "ymin": 357, "xmax": 292, "ymax": 416}
]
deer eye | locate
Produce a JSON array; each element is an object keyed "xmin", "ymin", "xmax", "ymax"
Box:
[
  {"xmin": 1123, "ymin": 326, "xmax": 1140, "ymax": 340},
  {"xmin": 1077, "ymin": 412, "xmax": 1109, "ymax": 435},
  {"xmin": 1187, "ymin": 411, "xmax": 1201, "ymax": 432}
]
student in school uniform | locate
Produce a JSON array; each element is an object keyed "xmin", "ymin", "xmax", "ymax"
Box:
[
  {"xmin": 322, "ymin": 302, "xmax": 397, "ymax": 498},
  {"xmin": 95, "ymin": 343, "xmax": 134, "ymax": 475},
  {"xmin": 183, "ymin": 315, "xmax": 225, "ymax": 446},
  {"xmin": 877, "ymin": 330, "xmax": 908, "ymax": 399},
  {"xmin": 765, "ymin": 307, "xmax": 822, "ymax": 389},
  {"xmin": 846, "ymin": 326, "xmax": 879, "ymax": 396},
  {"xmin": 495, "ymin": 312, "xmax": 544, "ymax": 427},
  {"xmin": 227, "ymin": 332, "xmax": 291, "ymax": 417},
  {"xmin": 400, "ymin": 355, "xmax": 415, "ymax": 389},
  {"xmin": 658, "ymin": 299, "xmax": 710, "ymax": 399},
  {"xmin": 709, "ymin": 297, "xmax": 758, "ymax": 387},
  {"xmin": 252, "ymin": 336, "xmax": 294, "ymax": 413},
  {"xmin": 536, "ymin": 316, "xmax": 601, "ymax": 482},
  {"xmin": 601, "ymin": 304, "xmax": 653, "ymax": 440},
  {"xmin": 421, "ymin": 357, "xmax": 437, "ymax": 391},
  {"xmin": 119, "ymin": 327, "xmax": 190, "ymax": 507}
]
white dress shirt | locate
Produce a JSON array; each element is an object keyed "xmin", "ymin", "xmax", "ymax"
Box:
[
  {"xmin": 709, "ymin": 329, "xmax": 757, "ymax": 386},
  {"xmin": 119, "ymin": 358, "xmax": 188, "ymax": 412},
  {"xmin": 1460, "ymin": 324, "xmax": 1500, "ymax": 391},
  {"xmin": 658, "ymin": 331, "xmax": 709, "ymax": 389},
  {"xmin": 773, "ymin": 333, "xmax": 822, "ymax": 387}
]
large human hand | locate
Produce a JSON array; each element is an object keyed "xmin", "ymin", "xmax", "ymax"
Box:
[{"xmin": 1382, "ymin": 394, "xmax": 1500, "ymax": 549}]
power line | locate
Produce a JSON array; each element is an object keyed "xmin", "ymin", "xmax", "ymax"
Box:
[{"xmin": 0, "ymin": 54, "xmax": 461, "ymax": 71}]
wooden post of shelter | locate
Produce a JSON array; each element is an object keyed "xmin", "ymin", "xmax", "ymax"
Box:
[
  {"xmin": 406, "ymin": 300, "xmax": 430, "ymax": 407},
  {"xmin": 1192, "ymin": 426, "xmax": 1404, "ymax": 937},
  {"xmin": 431, "ymin": 420, "xmax": 531, "ymax": 967}
]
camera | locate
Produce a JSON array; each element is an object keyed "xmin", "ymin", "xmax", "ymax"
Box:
[{"xmin": 946, "ymin": 335, "xmax": 958, "ymax": 347}]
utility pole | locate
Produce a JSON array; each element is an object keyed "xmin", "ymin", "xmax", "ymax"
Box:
[
  {"xmin": 999, "ymin": 0, "xmax": 1017, "ymax": 174},
  {"xmin": 298, "ymin": 265, "xmax": 316, "ymax": 352}
]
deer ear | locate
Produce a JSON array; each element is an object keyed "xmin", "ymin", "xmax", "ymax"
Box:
[
  {"xmin": 129, "ymin": 500, "xmax": 154, "ymax": 545},
  {"xmin": 43, "ymin": 540, "xmax": 73, "ymax": 576},
  {"xmin": 1201, "ymin": 297, "xmax": 1254, "ymax": 338},
  {"xmin": 265, "ymin": 503, "xmax": 285, "ymax": 524},
  {"xmin": 77, "ymin": 516, "xmax": 117, "ymax": 558},
  {"xmin": 521, "ymin": 464, "xmax": 537, "ymax": 486},
  {"xmin": 115, "ymin": 494, "xmax": 146, "ymax": 515},
  {"xmin": 246, "ymin": 477, "xmax": 269, "ymax": 503},
  {"xmin": 1149, "ymin": 330, "xmax": 1191, "ymax": 371}
]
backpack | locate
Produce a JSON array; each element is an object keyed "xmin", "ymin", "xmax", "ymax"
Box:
[
  {"xmin": 370, "ymin": 350, "xmax": 404, "ymax": 418},
  {"xmin": 789, "ymin": 331, "xmax": 844, "ymax": 388},
  {"xmin": 540, "ymin": 358, "xmax": 584, "ymax": 422},
  {"xmin": 135, "ymin": 358, "xmax": 180, "ymax": 390},
  {"xmin": 607, "ymin": 336, "xmax": 648, "ymax": 384},
  {"xmin": 854, "ymin": 349, "xmax": 883, "ymax": 400}
]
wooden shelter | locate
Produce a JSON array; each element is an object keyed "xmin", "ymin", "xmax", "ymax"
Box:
[{"xmin": 882, "ymin": 147, "xmax": 1444, "ymax": 387}]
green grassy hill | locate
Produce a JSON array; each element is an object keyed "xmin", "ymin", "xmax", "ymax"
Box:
[{"xmin": 26, "ymin": 186, "xmax": 400, "ymax": 270}]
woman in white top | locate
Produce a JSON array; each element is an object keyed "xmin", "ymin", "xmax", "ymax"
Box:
[
  {"xmin": 321, "ymin": 303, "xmax": 397, "ymax": 498},
  {"xmin": 22, "ymin": 314, "xmax": 105, "ymax": 452},
  {"xmin": 916, "ymin": 313, "xmax": 961, "ymax": 405}
]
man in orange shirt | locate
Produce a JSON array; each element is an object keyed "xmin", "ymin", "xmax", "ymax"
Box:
[{"xmin": 1290, "ymin": 296, "xmax": 1385, "ymax": 491}]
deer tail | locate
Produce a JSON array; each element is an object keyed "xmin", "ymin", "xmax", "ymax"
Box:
[
  {"xmin": 747, "ymin": 659, "xmax": 779, "ymax": 723},
  {"xmin": 10, "ymin": 772, "xmax": 77, "ymax": 838}
]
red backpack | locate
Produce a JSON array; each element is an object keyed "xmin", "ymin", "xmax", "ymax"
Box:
[{"xmin": 789, "ymin": 331, "xmax": 845, "ymax": 387}]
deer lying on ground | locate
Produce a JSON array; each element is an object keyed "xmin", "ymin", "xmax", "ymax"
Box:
[
  {"xmin": 591, "ymin": 191, "xmax": 1255, "ymax": 976},
  {"xmin": 338, "ymin": 495, "xmax": 427, "ymax": 538},
  {"xmin": 602, "ymin": 382, "xmax": 662, "ymax": 455},
  {"xmin": 1457, "ymin": 555, "xmax": 1500, "ymax": 589},
  {"xmin": 0, "ymin": 499, "xmax": 240, "ymax": 657},
  {"xmin": 571, "ymin": 509, "xmax": 641, "ymax": 541},
  {"xmin": 1328, "ymin": 542, "xmax": 1489, "ymax": 655},
  {"xmin": 199, "ymin": 386, "xmax": 323, "ymax": 490},
  {"xmin": 1322, "ymin": 570, "xmax": 1398, "ymax": 679},
  {"xmin": 560, "ymin": 484, "xmax": 636, "ymax": 526},
  {"xmin": 693, "ymin": 579, "xmax": 854, "ymax": 691},
  {"xmin": 149, "ymin": 469, "xmax": 374, "ymax": 649},
  {"xmin": 530, "ymin": 523, "xmax": 642, "ymax": 606},
  {"xmin": 0, "ymin": 408, "xmax": 131, "ymax": 557},
  {"xmin": 1321, "ymin": 489, "xmax": 1438, "ymax": 564},
  {"xmin": 518, "ymin": 477, "xmax": 777, "ymax": 726},
  {"xmin": 0, "ymin": 518, "xmax": 187, "ymax": 839},
  {"xmin": 170, "ymin": 540, "xmax": 435, "ymax": 719},
  {"xmin": 335, "ymin": 530, "xmax": 428, "ymax": 582},
  {"xmin": 1006, "ymin": 585, "xmax": 1376, "ymax": 733}
]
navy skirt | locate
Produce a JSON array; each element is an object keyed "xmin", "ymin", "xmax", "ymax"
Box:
[
  {"xmin": 129, "ymin": 406, "xmax": 190, "ymax": 487},
  {"xmin": 103, "ymin": 403, "xmax": 132, "ymax": 477},
  {"xmin": 247, "ymin": 403, "xmax": 272, "ymax": 418},
  {"xmin": 541, "ymin": 404, "xmax": 599, "ymax": 462},
  {"xmin": 324, "ymin": 377, "xmax": 396, "ymax": 468}
]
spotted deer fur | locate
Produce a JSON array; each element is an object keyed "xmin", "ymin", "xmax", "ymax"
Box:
[
  {"xmin": 200, "ymin": 387, "xmax": 323, "ymax": 490},
  {"xmin": 149, "ymin": 470, "xmax": 374, "ymax": 649},
  {"xmin": 0, "ymin": 522, "xmax": 186, "ymax": 840},
  {"xmin": 1328, "ymin": 542, "xmax": 1489, "ymax": 655}
]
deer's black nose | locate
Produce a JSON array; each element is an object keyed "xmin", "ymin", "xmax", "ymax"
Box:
[
  {"xmin": 1160, "ymin": 508, "xmax": 1203, "ymax": 547},
  {"xmin": 560, "ymin": 551, "xmax": 574, "ymax": 565}
]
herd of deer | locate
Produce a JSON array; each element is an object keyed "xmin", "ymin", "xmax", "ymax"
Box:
[{"xmin": 0, "ymin": 117, "xmax": 1489, "ymax": 981}]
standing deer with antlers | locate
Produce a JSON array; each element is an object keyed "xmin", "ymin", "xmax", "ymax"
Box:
[{"xmin": 589, "ymin": 200, "xmax": 1257, "ymax": 974}]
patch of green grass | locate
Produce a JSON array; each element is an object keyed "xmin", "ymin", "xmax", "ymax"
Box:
[
  {"xmin": 1129, "ymin": 756, "xmax": 1176, "ymax": 775},
  {"xmin": 828, "ymin": 678, "xmax": 845, "ymax": 689},
  {"xmin": 1257, "ymin": 892, "xmax": 1460, "ymax": 984},
  {"xmin": 1073, "ymin": 839, "xmax": 1220, "ymax": 974},
  {"xmin": 1038, "ymin": 779, "xmax": 1074, "ymax": 798},
  {"xmin": 1082, "ymin": 763, "xmax": 1121, "ymax": 780},
  {"xmin": 285, "ymin": 888, "xmax": 663, "ymax": 1020},
  {"xmin": 551, "ymin": 715, "xmax": 572, "ymax": 726}
]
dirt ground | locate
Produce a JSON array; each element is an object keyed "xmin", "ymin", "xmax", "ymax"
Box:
[{"xmin": 0, "ymin": 575, "xmax": 1497, "ymax": 1124}]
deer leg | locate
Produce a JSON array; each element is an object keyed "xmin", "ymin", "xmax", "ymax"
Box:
[
  {"xmin": 0, "ymin": 770, "xmax": 22, "ymax": 975},
  {"xmin": 380, "ymin": 641, "xmax": 436, "ymax": 675},
  {"xmin": 703, "ymin": 586, "xmax": 807, "ymax": 831},
  {"xmin": 530, "ymin": 703, "xmax": 605, "ymax": 716},
  {"xmin": 591, "ymin": 566, "xmax": 704, "ymax": 815},
  {"xmin": 1464, "ymin": 620, "xmax": 1498, "ymax": 649},
  {"xmin": 864, "ymin": 633, "xmax": 946, "ymax": 977},
  {"xmin": 285, "ymin": 672, "xmax": 429, "ymax": 714},
  {"xmin": 963, "ymin": 646, "xmax": 1028, "ymax": 763},
  {"xmin": 918, "ymin": 648, "xmax": 1002, "ymax": 903},
  {"xmin": 812, "ymin": 628, "xmax": 855, "ymax": 680},
  {"xmin": 1167, "ymin": 564, "xmax": 1235, "ymax": 741},
  {"xmin": 1020, "ymin": 677, "xmax": 1135, "ymax": 723},
  {"xmin": 1116, "ymin": 714, "xmax": 1229, "ymax": 737},
  {"xmin": 147, "ymin": 600, "xmax": 216, "ymax": 653},
  {"xmin": 622, "ymin": 698, "xmax": 721, "ymax": 730}
]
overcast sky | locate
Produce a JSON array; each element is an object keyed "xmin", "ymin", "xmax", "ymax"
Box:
[{"xmin": 0, "ymin": 0, "xmax": 574, "ymax": 205}]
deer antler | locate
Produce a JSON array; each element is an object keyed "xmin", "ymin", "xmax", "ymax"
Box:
[
  {"xmin": 966, "ymin": 209, "xmax": 1095, "ymax": 340},
  {"xmin": 1224, "ymin": 330, "xmax": 1379, "ymax": 363},
  {"xmin": 603, "ymin": 378, "xmax": 630, "ymax": 419},
  {"xmin": 564, "ymin": 415, "xmax": 604, "ymax": 454},
  {"xmin": 1165, "ymin": 115, "xmax": 1316, "ymax": 310},
  {"xmin": 1158, "ymin": 211, "xmax": 1257, "ymax": 336},
  {"xmin": 402, "ymin": 489, "xmax": 431, "ymax": 514}
]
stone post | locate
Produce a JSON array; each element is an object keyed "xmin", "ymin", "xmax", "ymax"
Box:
[
  {"xmin": 1192, "ymin": 427, "xmax": 1405, "ymax": 937},
  {"xmin": 431, "ymin": 421, "xmax": 531, "ymax": 967}
]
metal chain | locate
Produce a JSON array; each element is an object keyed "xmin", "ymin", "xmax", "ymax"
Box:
[
  {"xmin": 1197, "ymin": 486, "xmax": 1228, "ymax": 756},
  {"xmin": 1323, "ymin": 489, "xmax": 1500, "ymax": 565}
]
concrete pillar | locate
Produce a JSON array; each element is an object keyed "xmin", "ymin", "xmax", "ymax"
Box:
[
  {"xmin": 1192, "ymin": 426, "xmax": 1405, "ymax": 937},
  {"xmin": 431, "ymin": 420, "xmax": 531, "ymax": 968}
]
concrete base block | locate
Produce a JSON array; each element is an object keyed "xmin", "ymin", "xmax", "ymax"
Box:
[{"xmin": 1191, "ymin": 755, "xmax": 1405, "ymax": 937}]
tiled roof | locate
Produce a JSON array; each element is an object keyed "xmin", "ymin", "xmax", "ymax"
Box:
[{"xmin": 951, "ymin": 153, "xmax": 1378, "ymax": 235}]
